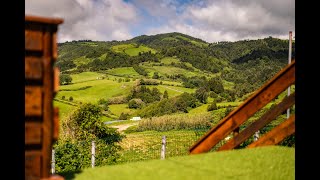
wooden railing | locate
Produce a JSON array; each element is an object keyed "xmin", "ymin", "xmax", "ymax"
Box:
[{"xmin": 189, "ymin": 60, "xmax": 295, "ymax": 154}]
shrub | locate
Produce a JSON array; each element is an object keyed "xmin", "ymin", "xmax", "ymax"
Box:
[
  {"xmin": 108, "ymin": 96, "xmax": 128, "ymax": 104},
  {"xmin": 61, "ymin": 96, "xmax": 65, "ymax": 100},
  {"xmin": 207, "ymin": 101, "xmax": 218, "ymax": 111},
  {"xmin": 119, "ymin": 112, "xmax": 129, "ymax": 120},
  {"xmin": 69, "ymin": 96, "xmax": 73, "ymax": 102},
  {"xmin": 128, "ymin": 99, "xmax": 144, "ymax": 109}
]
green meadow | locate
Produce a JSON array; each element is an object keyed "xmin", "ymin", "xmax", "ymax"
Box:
[{"xmin": 69, "ymin": 146, "xmax": 294, "ymax": 180}]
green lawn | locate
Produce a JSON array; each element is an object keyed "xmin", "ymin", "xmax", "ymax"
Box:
[
  {"xmin": 106, "ymin": 67, "xmax": 140, "ymax": 77},
  {"xmin": 142, "ymin": 65, "xmax": 200, "ymax": 78},
  {"xmin": 53, "ymin": 100, "xmax": 76, "ymax": 119},
  {"xmin": 70, "ymin": 146, "xmax": 294, "ymax": 180},
  {"xmin": 70, "ymin": 72, "xmax": 105, "ymax": 83},
  {"xmin": 111, "ymin": 44, "xmax": 135, "ymax": 53},
  {"xmin": 146, "ymin": 85, "xmax": 195, "ymax": 97},
  {"xmin": 108, "ymin": 104, "xmax": 137, "ymax": 117},
  {"xmin": 125, "ymin": 45, "xmax": 157, "ymax": 56},
  {"xmin": 73, "ymin": 56, "xmax": 93, "ymax": 66},
  {"xmin": 160, "ymin": 57, "xmax": 180, "ymax": 65}
]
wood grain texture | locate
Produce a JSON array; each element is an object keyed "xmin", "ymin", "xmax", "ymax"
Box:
[
  {"xmin": 25, "ymin": 150, "xmax": 42, "ymax": 180},
  {"xmin": 25, "ymin": 122, "xmax": 42, "ymax": 145},
  {"xmin": 25, "ymin": 30, "xmax": 43, "ymax": 51},
  {"xmin": 218, "ymin": 92, "xmax": 295, "ymax": 151},
  {"xmin": 247, "ymin": 115, "xmax": 295, "ymax": 148},
  {"xmin": 25, "ymin": 57, "xmax": 43, "ymax": 80},
  {"xmin": 189, "ymin": 61, "xmax": 295, "ymax": 154},
  {"xmin": 25, "ymin": 86, "xmax": 42, "ymax": 116}
]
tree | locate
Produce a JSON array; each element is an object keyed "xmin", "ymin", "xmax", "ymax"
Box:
[
  {"xmin": 195, "ymin": 87, "xmax": 209, "ymax": 104},
  {"xmin": 59, "ymin": 74, "xmax": 73, "ymax": 85},
  {"xmin": 152, "ymin": 72, "xmax": 159, "ymax": 79},
  {"xmin": 56, "ymin": 103, "xmax": 124, "ymax": 172},
  {"xmin": 163, "ymin": 90, "xmax": 169, "ymax": 99},
  {"xmin": 207, "ymin": 100, "xmax": 218, "ymax": 111},
  {"xmin": 119, "ymin": 112, "xmax": 128, "ymax": 120}
]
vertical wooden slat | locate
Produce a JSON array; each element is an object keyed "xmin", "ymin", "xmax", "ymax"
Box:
[
  {"xmin": 25, "ymin": 15, "xmax": 63, "ymax": 180},
  {"xmin": 52, "ymin": 32, "xmax": 58, "ymax": 60},
  {"xmin": 41, "ymin": 27, "xmax": 53, "ymax": 178},
  {"xmin": 247, "ymin": 115, "xmax": 295, "ymax": 148}
]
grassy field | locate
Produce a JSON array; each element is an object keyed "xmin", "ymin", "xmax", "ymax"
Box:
[
  {"xmin": 142, "ymin": 65, "xmax": 200, "ymax": 78},
  {"xmin": 108, "ymin": 104, "xmax": 137, "ymax": 117},
  {"xmin": 117, "ymin": 130, "xmax": 208, "ymax": 163},
  {"xmin": 125, "ymin": 45, "xmax": 157, "ymax": 56},
  {"xmin": 176, "ymin": 35, "xmax": 208, "ymax": 47},
  {"xmin": 146, "ymin": 85, "xmax": 195, "ymax": 97},
  {"xmin": 73, "ymin": 56, "xmax": 92, "ymax": 66},
  {"xmin": 111, "ymin": 44, "xmax": 156, "ymax": 56},
  {"xmin": 105, "ymin": 67, "xmax": 140, "ymax": 77},
  {"xmin": 111, "ymin": 44, "xmax": 135, "ymax": 53},
  {"xmin": 160, "ymin": 57, "xmax": 180, "ymax": 64},
  {"xmin": 70, "ymin": 72, "xmax": 105, "ymax": 83},
  {"xmin": 69, "ymin": 146, "xmax": 294, "ymax": 180}
]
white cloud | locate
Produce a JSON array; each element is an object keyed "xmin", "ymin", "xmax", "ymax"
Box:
[
  {"xmin": 25, "ymin": 0, "xmax": 138, "ymax": 42},
  {"xmin": 145, "ymin": 0, "xmax": 295, "ymax": 42},
  {"xmin": 25, "ymin": 0, "xmax": 295, "ymax": 42}
]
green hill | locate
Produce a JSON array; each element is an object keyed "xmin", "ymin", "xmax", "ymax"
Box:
[{"xmin": 55, "ymin": 33, "xmax": 294, "ymax": 121}]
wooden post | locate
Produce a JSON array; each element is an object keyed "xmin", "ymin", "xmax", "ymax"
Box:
[
  {"xmin": 161, "ymin": 136, "xmax": 166, "ymax": 159},
  {"xmin": 287, "ymin": 31, "xmax": 292, "ymax": 119},
  {"xmin": 92, "ymin": 141, "xmax": 95, "ymax": 168},
  {"xmin": 51, "ymin": 149, "xmax": 55, "ymax": 174}
]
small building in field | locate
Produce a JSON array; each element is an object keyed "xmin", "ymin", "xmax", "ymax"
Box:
[{"xmin": 130, "ymin": 116, "xmax": 141, "ymax": 121}]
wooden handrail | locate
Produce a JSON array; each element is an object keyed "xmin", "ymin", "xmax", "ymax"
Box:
[{"xmin": 189, "ymin": 60, "xmax": 295, "ymax": 154}]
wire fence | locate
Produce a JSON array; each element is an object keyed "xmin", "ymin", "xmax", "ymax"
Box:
[{"xmin": 116, "ymin": 129, "xmax": 211, "ymax": 164}]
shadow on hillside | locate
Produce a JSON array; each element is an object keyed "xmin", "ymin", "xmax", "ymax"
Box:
[{"xmin": 57, "ymin": 169, "xmax": 83, "ymax": 180}]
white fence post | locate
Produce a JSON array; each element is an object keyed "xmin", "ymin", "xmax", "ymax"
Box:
[
  {"xmin": 161, "ymin": 136, "xmax": 166, "ymax": 159},
  {"xmin": 253, "ymin": 131, "xmax": 260, "ymax": 141},
  {"xmin": 92, "ymin": 141, "xmax": 95, "ymax": 168},
  {"xmin": 51, "ymin": 149, "xmax": 55, "ymax": 174}
]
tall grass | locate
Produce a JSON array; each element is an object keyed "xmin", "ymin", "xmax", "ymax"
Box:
[{"xmin": 136, "ymin": 112, "xmax": 213, "ymax": 131}]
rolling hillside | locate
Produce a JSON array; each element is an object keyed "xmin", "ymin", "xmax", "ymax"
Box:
[{"xmin": 55, "ymin": 32, "xmax": 294, "ymax": 122}]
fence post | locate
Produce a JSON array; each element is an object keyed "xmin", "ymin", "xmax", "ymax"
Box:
[
  {"xmin": 253, "ymin": 131, "xmax": 260, "ymax": 141},
  {"xmin": 92, "ymin": 141, "xmax": 95, "ymax": 168},
  {"xmin": 51, "ymin": 149, "xmax": 55, "ymax": 174},
  {"xmin": 161, "ymin": 136, "xmax": 166, "ymax": 159}
]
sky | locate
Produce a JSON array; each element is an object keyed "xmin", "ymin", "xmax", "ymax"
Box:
[{"xmin": 25, "ymin": 0, "xmax": 295, "ymax": 43}]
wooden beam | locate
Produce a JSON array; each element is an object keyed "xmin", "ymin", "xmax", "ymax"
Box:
[
  {"xmin": 247, "ymin": 115, "xmax": 295, "ymax": 148},
  {"xmin": 218, "ymin": 92, "xmax": 295, "ymax": 151},
  {"xmin": 189, "ymin": 61, "xmax": 295, "ymax": 154}
]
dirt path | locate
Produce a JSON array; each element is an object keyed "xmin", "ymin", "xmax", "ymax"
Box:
[{"xmin": 111, "ymin": 122, "xmax": 138, "ymax": 132}]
